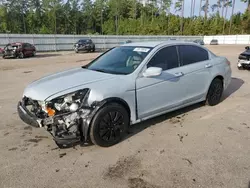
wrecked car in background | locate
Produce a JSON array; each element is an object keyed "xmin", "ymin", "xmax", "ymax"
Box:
[
  {"xmin": 74, "ymin": 39, "xmax": 95, "ymax": 53},
  {"xmin": 237, "ymin": 46, "xmax": 250, "ymax": 70},
  {"xmin": 2, "ymin": 42, "xmax": 36, "ymax": 59},
  {"xmin": 17, "ymin": 41, "xmax": 231, "ymax": 148},
  {"xmin": 210, "ymin": 39, "xmax": 219, "ymax": 45},
  {"xmin": 0, "ymin": 47, "xmax": 4, "ymax": 55}
]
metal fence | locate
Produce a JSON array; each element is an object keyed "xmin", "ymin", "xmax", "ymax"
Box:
[{"xmin": 0, "ymin": 34, "xmax": 203, "ymax": 52}]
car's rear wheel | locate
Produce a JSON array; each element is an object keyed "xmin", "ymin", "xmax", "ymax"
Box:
[
  {"xmin": 75, "ymin": 48, "xmax": 79, "ymax": 53},
  {"xmin": 2, "ymin": 55, "xmax": 6, "ymax": 59},
  {"xmin": 92, "ymin": 46, "xmax": 95, "ymax": 52},
  {"xmin": 90, "ymin": 103, "xmax": 129, "ymax": 147},
  {"xmin": 206, "ymin": 78, "xmax": 223, "ymax": 106},
  {"xmin": 19, "ymin": 52, "xmax": 24, "ymax": 59}
]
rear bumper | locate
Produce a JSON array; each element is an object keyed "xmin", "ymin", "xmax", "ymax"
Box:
[{"xmin": 17, "ymin": 102, "xmax": 42, "ymax": 128}]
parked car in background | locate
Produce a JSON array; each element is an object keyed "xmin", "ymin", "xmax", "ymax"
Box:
[
  {"xmin": 237, "ymin": 46, "xmax": 250, "ymax": 70},
  {"xmin": 193, "ymin": 39, "xmax": 205, "ymax": 45},
  {"xmin": 0, "ymin": 48, "xmax": 4, "ymax": 54},
  {"xmin": 210, "ymin": 39, "xmax": 219, "ymax": 45},
  {"xmin": 2, "ymin": 42, "xmax": 36, "ymax": 59},
  {"xmin": 74, "ymin": 39, "xmax": 95, "ymax": 53},
  {"xmin": 17, "ymin": 41, "xmax": 231, "ymax": 148}
]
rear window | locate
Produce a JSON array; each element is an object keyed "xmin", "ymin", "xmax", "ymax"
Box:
[{"xmin": 179, "ymin": 45, "xmax": 209, "ymax": 66}]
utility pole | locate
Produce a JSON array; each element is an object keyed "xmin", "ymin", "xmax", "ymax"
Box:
[
  {"xmin": 115, "ymin": 0, "xmax": 118, "ymax": 35},
  {"xmin": 101, "ymin": 9, "xmax": 103, "ymax": 35}
]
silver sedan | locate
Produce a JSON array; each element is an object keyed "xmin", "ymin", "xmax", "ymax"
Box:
[{"xmin": 17, "ymin": 41, "xmax": 232, "ymax": 148}]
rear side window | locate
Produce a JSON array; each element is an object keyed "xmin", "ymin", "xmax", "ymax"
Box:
[
  {"xmin": 179, "ymin": 45, "xmax": 209, "ymax": 66},
  {"xmin": 147, "ymin": 46, "xmax": 179, "ymax": 70}
]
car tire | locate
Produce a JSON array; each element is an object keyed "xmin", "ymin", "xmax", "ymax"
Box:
[
  {"xmin": 90, "ymin": 103, "xmax": 129, "ymax": 147},
  {"xmin": 206, "ymin": 78, "xmax": 223, "ymax": 106},
  {"xmin": 92, "ymin": 46, "xmax": 95, "ymax": 52},
  {"xmin": 19, "ymin": 52, "xmax": 24, "ymax": 59},
  {"xmin": 75, "ymin": 48, "xmax": 79, "ymax": 53},
  {"xmin": 2, "ymin": 55, "xmax": 6, "ymax": 59}
]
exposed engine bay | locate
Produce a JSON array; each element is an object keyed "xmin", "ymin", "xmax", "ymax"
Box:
[{"xmin": 19, "ymin": 89, "xmax": 98, "ymax": 148}]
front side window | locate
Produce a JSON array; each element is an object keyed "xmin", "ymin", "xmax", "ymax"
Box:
[
  {"xmin": 85, "ymin": 46, "xmax": 152, "ymax": 75},
  {"xmin": 147, "ymin": 46, "xmax": 179, "ymax": 70},
  {"xmin": 179, "ymin": 45, "xmax": 209, "ymax": 66}
]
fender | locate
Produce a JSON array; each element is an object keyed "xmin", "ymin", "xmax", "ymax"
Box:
[{"xmin": 81, "ymin": 97, "xmax": 131, "ymax": 142}]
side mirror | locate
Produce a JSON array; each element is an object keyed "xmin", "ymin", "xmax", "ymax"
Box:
[
  {"xmin": 245, "ymin": 46, "xmax": 250, "ymax": 50},
  {"xmin": 143, "ymin": 67, "xmax": 162, "ymax": 77}
]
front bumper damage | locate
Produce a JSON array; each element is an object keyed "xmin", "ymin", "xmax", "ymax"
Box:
[
  {"xmin": 75, "ymin": 45, "xmax": 92, "ymax": 51},
  {"xmin": 17, "ymin": 98, "xmax": 100, "ymax": 148},
  {"xmin": 237, "ymin": 59, "xmax": 250, "ymax": 69},
  {"xmin": 17, "ymin": 102, "xmax": 42, "ymax": 128}
]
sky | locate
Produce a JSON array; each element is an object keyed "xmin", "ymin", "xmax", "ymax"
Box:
[{"xmin": 170, "ymin": 0, "xmax": 247, "ymax": 18}]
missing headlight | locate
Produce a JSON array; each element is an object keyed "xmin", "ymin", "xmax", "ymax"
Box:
[{"xmin": 49, "ymin": 89, "xmax": 90, "ymax": 114}]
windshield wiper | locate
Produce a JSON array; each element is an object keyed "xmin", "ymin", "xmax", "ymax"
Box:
[
  {"xmin": 90, "ymin": 68, "xmax": 107, "ymax": 73},
  {"xmin": 89, "ymin": 68, "xmax": 127, "ymax": 75}
]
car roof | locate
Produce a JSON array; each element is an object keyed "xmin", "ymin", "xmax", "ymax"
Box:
[
  {"xmin": 121, "ymin": 40, "xmax": 199, "ymax": 48},
  {"xmin": 9, "ymin": 42, "xmax": 23, "ymax": 45}
]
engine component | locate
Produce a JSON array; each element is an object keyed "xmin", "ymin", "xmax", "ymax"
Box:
[{"xmin": 69, "ymin": 103, "xmax": 79, "ymax": 112}]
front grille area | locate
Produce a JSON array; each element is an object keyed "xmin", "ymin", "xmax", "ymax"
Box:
[{"xmin": 22, "ymin": 96, "xmax": 46, "ymax": 119}]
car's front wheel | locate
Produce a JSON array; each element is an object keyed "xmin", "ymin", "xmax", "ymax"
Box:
[
  {"xmin": 206, "ymin": 78, "xmax": 223, "ymax": 106},
  {"xmin": 19, "ymin": 52, "xmax": 24, "ymax": 59},
  {"xmin": 90, "ymin": 103, "xmax": 129, "ymax": 147},
  {"xmin": 74, "ymin": 48, "xmax": 79, "ymax": 53}
]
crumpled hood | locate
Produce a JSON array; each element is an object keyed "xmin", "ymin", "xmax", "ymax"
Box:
[
  {"xmin": 241, "ymin": 50, "xmax": 250, "ymax": 56},
  {"xmin": 23, "ymin": 67, "xmax": 116, "ymax": 101}
]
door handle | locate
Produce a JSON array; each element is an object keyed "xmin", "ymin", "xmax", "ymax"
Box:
[
  {"xmin": 205, "ymin": 64, "xmax": 213, "ymax": 68},
  {"xmin": 174, "ymin": 72, "xmax": 184, "ymax": 77}
]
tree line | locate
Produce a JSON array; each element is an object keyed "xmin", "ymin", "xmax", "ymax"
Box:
[{"xmin": 0, "ymin": 0, "xmax": 249, "ymax": 35}]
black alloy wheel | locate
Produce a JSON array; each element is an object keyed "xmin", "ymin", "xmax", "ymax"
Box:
[
  {"xmin": 206, "ymin": 78, "xmax": 223, "ymax": 106},
  {"xmin": 90, "ymin": 103, "xmax": 129, "ymax": 147}
]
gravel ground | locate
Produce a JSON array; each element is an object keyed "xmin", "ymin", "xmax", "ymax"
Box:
[{"xmin": 0, "ymin": 45, "xmax": 249, "ymax": 188}]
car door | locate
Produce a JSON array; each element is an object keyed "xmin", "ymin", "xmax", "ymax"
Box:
[
  {"xmin": 136, "ymin": 45, "xmax": 188, "ymax": 119},
  {"xmin": 27, "ymin": 43, "xmax": 33, "ymax": 56},
  {"xmin": 177, "ymin": 45, "xmax": 212, "ymax": 104},
  {"xmin": 22, "ymin": 43, "xmax": 28, "ymax": 56}
]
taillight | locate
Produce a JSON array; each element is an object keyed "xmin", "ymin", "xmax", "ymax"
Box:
[{"xmin": 226, "ymin": 60, "xmax": 231, "ymax": 66}]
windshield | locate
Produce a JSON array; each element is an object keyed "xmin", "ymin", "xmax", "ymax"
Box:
[
  {"xmin": 78, "ymin": 39, "xmax": 88, "ymax": 44},
  {"xmin": 85, "ymin": 46, "xmax": 152, "ymax": 75}
]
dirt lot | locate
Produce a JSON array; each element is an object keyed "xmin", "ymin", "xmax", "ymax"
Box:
[{"xmin": 0, "ymin": 46, "xmax": 249, "ymax": 188}]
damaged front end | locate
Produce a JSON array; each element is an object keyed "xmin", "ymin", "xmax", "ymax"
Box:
[{"xmin": 17, "ymin": 89, "xmax": 98, "ymax": 148}]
